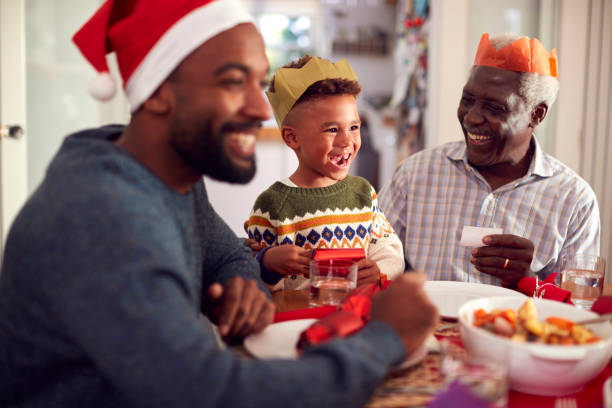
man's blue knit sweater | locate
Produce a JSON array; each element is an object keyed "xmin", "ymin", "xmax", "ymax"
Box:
[{"xmin": 0, "ymin": 125, "xmax": 405, "ymax": 407}]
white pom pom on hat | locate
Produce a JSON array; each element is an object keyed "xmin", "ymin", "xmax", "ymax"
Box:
[{"xmin": 88, "ymin": 72, "xmax": 117, "ymax": 101}]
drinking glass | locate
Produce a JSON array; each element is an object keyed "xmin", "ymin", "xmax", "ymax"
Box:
[
  {"xmin": 560, "ymin": 254, "xmax": 606, "ymax": 310},
  {"xmin": 533, "ymin": 275, "xmax": 543, "ymax": 299},
  {"xmin": 309, "ymin": 259, "xmax": 357, "ymax": 307}
]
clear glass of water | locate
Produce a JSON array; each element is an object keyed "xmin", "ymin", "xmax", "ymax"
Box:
[
  {"xmin": 309, "ymin": 259, "xmax": 357, "ymax": 307},
  {"xmin": 560, "ymin": 254, "xmax": 606, "ymax": 310}
]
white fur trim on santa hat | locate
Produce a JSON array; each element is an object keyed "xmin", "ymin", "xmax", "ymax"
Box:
[
  {"xmin": 89, "ymin": 72, "xmax": 117, "ymax": 101},
  {"xmin": 125, "ymin": 0, "xmax": 254, "ymax": 112}
]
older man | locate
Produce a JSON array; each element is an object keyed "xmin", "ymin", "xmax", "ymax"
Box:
[
  {"xmin": 0, "ymin": 1, "xmax": 437, "ymax": 407},
  {"xmin": 379, "ymin": 33, "xmax": 600, "ymax": 287}
]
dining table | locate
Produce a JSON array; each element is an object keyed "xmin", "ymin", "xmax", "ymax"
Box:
[{"xmin": 264, "ymin": 283, "xmax": 612, "ymax": 408}]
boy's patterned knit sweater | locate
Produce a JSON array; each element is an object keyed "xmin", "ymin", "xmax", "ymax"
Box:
[{"xmin": 248, "ymin": 176, "xmax": 405, "ymax": 290}]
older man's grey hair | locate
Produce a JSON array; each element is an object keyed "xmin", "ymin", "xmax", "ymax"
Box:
[{"xmin": 486, "ymin": 33, "xmax": 559, "ymax": 110}]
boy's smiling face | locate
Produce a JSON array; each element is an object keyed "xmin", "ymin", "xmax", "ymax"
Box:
[{"xmin": 282, "ymin": 94, "xmax": 361, "ymax": 188}]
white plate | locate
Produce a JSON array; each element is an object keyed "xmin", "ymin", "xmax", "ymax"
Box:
[
  {"xmin": 244, "ymin": 318, "xmax": 437, "ymax": 369},
  {"xmin": 244, "ymin": 319, "xmax": 316, "ymax": 359},
  {"xmin": 424, "ymin": 281, "xmax": 526, "ymax": 318}
]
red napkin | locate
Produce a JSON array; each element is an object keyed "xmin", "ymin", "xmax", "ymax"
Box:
[
  {"xmin": 517, "ymin": 272, "xmax": 573, "ymax": 303},
  {"xmin": 592, "ymin": 296, "xmax": 612, "ymax": 314},
  {"xmin": 296, "ymin": 281, "xmax": 390, "ymax": 352}
]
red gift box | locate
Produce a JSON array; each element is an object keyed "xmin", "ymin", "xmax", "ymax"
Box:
[{"xmin": 312, "ymin": 248, "xmax": 366, "ymax": 262}]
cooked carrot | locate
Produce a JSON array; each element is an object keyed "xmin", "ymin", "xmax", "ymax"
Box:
[
  {"xmin": 546, "ymin": 316, "xmax": 575, "ymax": 330},
  {"xmin": 474, "ymin": 309, "xmax": 487, "ymax": 319},
  {"xmin": 473, "ymin": 309, "xmax": 495, "ymax": 326}
]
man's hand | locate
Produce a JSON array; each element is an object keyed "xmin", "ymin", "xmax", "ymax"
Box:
[
  {"xmin": 356, "ymin": 258, "xmax": 381, "ymax": 287},
  {"xmin": 370, "ymin": 273, "xmax": 438, "ymax": 355},
  {"xmin": 263, "ymin": 245, "xmax": 311, "ymax": 276},
  {"xmin": 205, "ymin": 277, "xmax": 274, "ymax": 342},
  {"xmin": 471, "ymin": 234, "xmax": 534, "ymax": 286}
]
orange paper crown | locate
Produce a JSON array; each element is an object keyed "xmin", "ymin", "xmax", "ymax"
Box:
[{"xmin": 474, "ymin": 33, "xmax": 558, "ymax": 78}]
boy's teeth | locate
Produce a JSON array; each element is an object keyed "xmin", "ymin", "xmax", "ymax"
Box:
[{"xmin": 330, "ymin": 153, "xmax": 350, "ymax": 166}]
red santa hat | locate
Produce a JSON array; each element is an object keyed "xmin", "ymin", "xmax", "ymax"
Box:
[{"xmin": 72, "ymin": 0, "xmax": 254, "ymax": 112}]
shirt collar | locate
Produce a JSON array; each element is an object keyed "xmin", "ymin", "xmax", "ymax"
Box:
[{"xmin": 446, "ymin": 136, "xmax": 554, "ymax": 178}]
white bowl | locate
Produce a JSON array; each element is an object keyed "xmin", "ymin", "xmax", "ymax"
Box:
[{"xmin": 458, "ymin": 296, "xmax": 612, "ymax": 396}]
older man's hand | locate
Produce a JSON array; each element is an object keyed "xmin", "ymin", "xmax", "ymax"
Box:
[
  {"xmin": 206, "ymin": 277, "xmax": 274, "ymax": 342},
  {"xmin": 470, "ymin": 234, "xmax": 535, "ymax": 286}
]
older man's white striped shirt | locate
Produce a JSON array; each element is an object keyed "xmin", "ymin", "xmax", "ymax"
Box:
[{"xmin": 378, "ymin": 139, "xmax": 600, "ymax": 285}]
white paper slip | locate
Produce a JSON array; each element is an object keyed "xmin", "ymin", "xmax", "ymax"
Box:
[{"xmin": 459, "ymin": 226, "xmax": 503, "ymax": 247}]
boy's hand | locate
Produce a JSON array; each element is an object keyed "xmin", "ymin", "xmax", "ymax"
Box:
[
  {"xmin": 242, "ymin": 220, "xmax": 262, "ymax": 255},
  {"xmin": 356, "ymin": 258, "xmax": 381, "ymax": 287},
  {"xmin": 243, "ymin": 238, "xmax": 262, "ymax": 255},
  {"xmin": 263, "ymin": 245, "xmax": 311, "ymax": 276},
  {"xmin": 205, "ymin": 277, "xmax": 274, "ymax": 342}
]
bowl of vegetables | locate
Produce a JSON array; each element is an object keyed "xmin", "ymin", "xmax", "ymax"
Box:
[{"xmin": 458, "ymin": 296, "xmax": 612, "ymax": 396}]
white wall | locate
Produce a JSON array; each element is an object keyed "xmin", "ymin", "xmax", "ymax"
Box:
[
  {"xmin": 552, "ymin": 0, "xmax": 588, "ymax": 172},
  {"xmin": 426, "ymin": 0, "xmax": 468, "ymax": 148},
  {"xmin": 0, "ymin": 0, "xmax": 27, "ymax": 250},
  {"xmin": 322, "ymin": 0, "xmax": 395, "ymax": 99},
  {"xmin": 553, "ymin": 0, "xmax": 612, "ymax": 282},
  {"xmin": 25, "ymin": 0, "xmax": 129, "ymax": 194}
]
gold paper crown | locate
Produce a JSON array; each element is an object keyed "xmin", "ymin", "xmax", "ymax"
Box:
[
  {"xmin": 474, "ymin": 33, "xmax": 558, "ymax": 78},
  {"xmin": 266, "ymin": 56, "xmax": 359, "ymax": 126}
]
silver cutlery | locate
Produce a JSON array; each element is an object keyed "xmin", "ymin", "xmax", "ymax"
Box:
[
  {"xmin": 553, "ymin": 396, "xmax": 577, "ymax": 408},
  {"xmin": 575, "ymin": 313, "xmax": 612, "ymax": 326}
]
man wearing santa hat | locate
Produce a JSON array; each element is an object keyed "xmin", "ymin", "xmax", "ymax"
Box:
[{"xmin": 0, "ymin": 1, "xmax": 437, "ymax": 406}]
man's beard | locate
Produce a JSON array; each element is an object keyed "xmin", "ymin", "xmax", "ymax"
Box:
[{"xmin": 170, "ymin": 118, "xmax": 257, "ymax": 184}]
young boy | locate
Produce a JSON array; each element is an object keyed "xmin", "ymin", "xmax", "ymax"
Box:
[{"xmin": 247, "ymin": 55, "xmax": 405, "ymax": 291}]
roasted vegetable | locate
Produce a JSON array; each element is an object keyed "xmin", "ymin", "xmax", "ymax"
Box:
[{"xmin": 472, "ymin": 300, "xmax": 601, "ymax": 345}]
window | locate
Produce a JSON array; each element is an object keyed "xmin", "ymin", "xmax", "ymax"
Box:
[{"xmin": 257, "ymin": 13, "xmax": 315, "ymax": 74}]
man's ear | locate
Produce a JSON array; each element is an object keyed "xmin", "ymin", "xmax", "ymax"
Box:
[
  {"xmin": 281, "ymin": 126, "xmax": 299, "ymax": 150},
  {"xmin": 142, "ymin": 83, "xmax": 173, "ymax": 115},
  {"xmin": 530, "ymin": 102, "xmax": 548, "ymax": 128}
]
